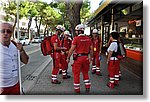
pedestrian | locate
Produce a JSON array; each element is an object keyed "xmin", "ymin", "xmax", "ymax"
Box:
[
  {"xmin": 0, "ymin": 22, "xmax": 29, "ymax": 95},
  {"xmin": 67, "ymin": 24, "xmax": 93, "ymax": 94},
  {"xmin": 106, "ymin": 30, "xmax": 122, "ymax": 79},
  {"xmin": 106, "ymin": 31, "xmax": 120, "ymax": 88},
  {"xmin": 91, "ymin": 29, "xmax": 102, "ymax": 76},
  {"xmin": 50, "ymin": 25, "xmax": 67, "ymax": 84},
  {"xmin": 60, "ymin": 30, "xmax": 72, "ymax": 79}
]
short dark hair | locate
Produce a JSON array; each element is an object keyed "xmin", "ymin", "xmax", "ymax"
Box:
[{"xmin": 111, "ymin": 32, "xmax": 119, "ymax": 40}]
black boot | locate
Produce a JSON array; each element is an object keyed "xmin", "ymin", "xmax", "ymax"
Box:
[
  {"xmin": 85, "ymin": 88, "xmax": 90, "ymax": 93},
  {"xmin": 51, "ymin": 79, "xmax": 61, "ymax": 84},
  {"xmin": 62, "ymin": 75, "xmax": 71, "ymax": 79}
]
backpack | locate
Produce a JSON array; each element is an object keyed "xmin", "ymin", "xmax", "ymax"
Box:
[
  {"xmin": 112, "ymin": 41, "xmax": 126, "ymax": 59},
  {"xmin": 41, "ymin": 36, "xmax": 53, "ymax": 56}
]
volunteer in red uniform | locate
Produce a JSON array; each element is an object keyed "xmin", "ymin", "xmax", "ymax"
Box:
[
  {"xmin": 51, "ymin": 25, "xmax": 66, "ymax": 84},
  {"xmin": 91, "ymin": 29, "xmax": 102, "ymax": 76},
  {"xmin": 106, "ymin": 31, "xmax": 120, "ymax": 88},
  {"xmin": 60, "ymin": 31, "xmax": 72, "ymax": 79},
  {"xmin": 67, "ymin": 24, "xmax": 93, "ymax": 94}
]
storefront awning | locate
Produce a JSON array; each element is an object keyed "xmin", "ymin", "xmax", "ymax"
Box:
[
  {"xmin": 87, "ymin": 0, "xmax": 112, "ymax": 26},
  {"xmin": 94, "ymin": 0, "xmax": 112, "ymax": 17}
]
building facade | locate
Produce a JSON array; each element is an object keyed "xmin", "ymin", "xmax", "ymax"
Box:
[{"xmin": 87, "ymin": 0, "xmax": 143, "ymax": 62}]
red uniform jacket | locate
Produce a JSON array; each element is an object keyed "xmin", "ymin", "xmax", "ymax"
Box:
[
  {"xmin": 60, "ymin": 38, "xmax": 72, "ymax": 52},
  {"xmin": 92, "ymin": 36, "xmax": 101, "ymax": 52},
  {"xmin": 72, "ymin": 35, "xmax": 92, "ymax": 54}
]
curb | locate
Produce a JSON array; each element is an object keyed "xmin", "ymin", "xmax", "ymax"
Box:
[{"xmin": 22, "ymin": 58, "xmax": 52, "ymax": 94}]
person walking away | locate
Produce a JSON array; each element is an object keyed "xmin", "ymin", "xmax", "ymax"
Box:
[{"xmin": 67, "ymin": 24, "xmax": 93, "ymax": 94}]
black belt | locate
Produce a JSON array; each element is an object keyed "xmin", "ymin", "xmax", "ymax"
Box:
[
  {"xmin": 55, "ymin": 51, "xmax": 61, "ymax": 52},
  {"xmin": 77, "ymin": 53, "xmax": 89, "ymax": 57}
]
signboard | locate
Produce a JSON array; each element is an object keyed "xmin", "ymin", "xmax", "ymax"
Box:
[
  {"xmin": 136, "ymin": 20, "xmax": 141, "ymax": 27},
  {"xmin": 128, "ymin": 19, "xmax": 141, "ymax": 27}
]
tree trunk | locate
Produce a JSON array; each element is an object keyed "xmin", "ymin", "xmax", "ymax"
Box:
[
  {"xmin": 12, "ymin": 16, "xmax": 17, "ymax": 39},
  {"xmin": 35, "ymin": 16, "xmax": 42, "ymax": 37},
  {"xmin": 28, "ymin": 17, "xmax": 32, "ymax": 40},
  {"xmin": 65, "ymin": 0, "xmax": 83, "ymax": 36},
  {"xmin": 38, "ymin": 16, "xmax": 42, "ymax": 37},
  {"xmin": 44, "ymin": 23, "xmax": 48, "ymax": 37},
  {"xmin": 35, "ymin": 17, "xmax": 38, "ymax": 37}
]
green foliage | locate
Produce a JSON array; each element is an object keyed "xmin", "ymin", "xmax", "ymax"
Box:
[
  {"xmin": 42, "ymin": 4, "xmax": 61, "ymax": 27},
  {"xmin": 33, "ymin": 1, "xmax": 62, "ymax": 33},
  {"xmin": 4, "ymin": 15, "xmax": 12, "ymax": 21},
  {"xmin": 19, "ymin": 1, "xmax": 30, "ymax": 18},
  {"xmin": 80, "ymin": 0, "xmax": 91, "ymax": 23},
  {"xmin": 49, "ymin": 1, "xmax": 71, "ymax": 29},
  {"xmin": 52, "ymin": 0, "xmax": 91, "ymax": 29},
  {"xmin": 3, "ymin": 1, "xmax": 30, "ymax": 23},
  {"xmin": 2, "ymin": 0, "xmax": 91, "ymax": 35},
  {"xmin": 3, "ymin": 1, "xmax": 17, "ymax": 19}
]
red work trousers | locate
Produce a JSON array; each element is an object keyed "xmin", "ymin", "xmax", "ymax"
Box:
[
  {"xmin": 108, "ymin": 60, "xmax": 120, "ymax": 84},
  {"xmin": 72, "ymin": 56, "xmax": 91, "ymax": 90},
  {"xmin": 51, "ymin": 52, "xmax": 61, "ymax": 76},
  {"xmin": 108, "ymin": 60, "xmax": 120, "ymax": 77},
  {"xmin": 0, "ymin": 82, "xmax": 20, "ymax": 95},
  {"xmin": 92, "ymin": 52, "xmax": 100, "ymax": 68},
  {"xmin": 60, "ymin": 54, "xmax": 68, "ymax": 75}
]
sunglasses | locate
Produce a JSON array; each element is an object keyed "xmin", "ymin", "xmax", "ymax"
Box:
[{"xmin": 0, "ymin": 29, "xmax": 12, "ymax": 34}]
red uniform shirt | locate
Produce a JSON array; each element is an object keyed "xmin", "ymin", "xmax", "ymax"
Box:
[
  {"xmin": 92, "ymin": 37, "xmax": 101, "ymax": 52},
  {"xmin": 72, "ymin": 35, "xmax": 92, "ymax": 54},
  {"xmin": 60, "ymin": 39, "xmax": 72, "ymax": 51},
  {"xmin": 51, "ymin": 34, "xmax": 61, "ymax": 51}
]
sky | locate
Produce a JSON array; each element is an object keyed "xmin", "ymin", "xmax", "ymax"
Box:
[
  {"xmin": 42, "ymin": 0, "xmax": 102, "ymax": 13},
  {"xmin": 89, "ymin": 0, "xmax": 101, "ymax": 13}
]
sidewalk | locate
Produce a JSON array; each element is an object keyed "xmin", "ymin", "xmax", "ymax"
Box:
[{"xmin": 27, "ymin": 55, "xmax": 143, "ymax": 95}]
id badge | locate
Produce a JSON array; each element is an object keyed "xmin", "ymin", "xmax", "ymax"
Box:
[{"xmin": 94, "ymin": 48, "xmax": 96, "ymax": 51}]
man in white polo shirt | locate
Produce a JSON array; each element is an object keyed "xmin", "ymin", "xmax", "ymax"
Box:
[{"xmin": 0, "ymin": 22, "xmax": 29, "ymax": 95}]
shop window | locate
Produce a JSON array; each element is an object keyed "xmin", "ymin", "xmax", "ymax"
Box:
[{"xmin": 122, "ymin": 19, "xmax": 143, "ymax": 52}]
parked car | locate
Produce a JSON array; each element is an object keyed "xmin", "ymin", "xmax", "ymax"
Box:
[
  {"xmin": 40, "ymin": 36, "xmax": 44, "ymax": 41},
  {"xmin": 32, "ymin": 37, "xmax": 42, "ymax": 43},
  {"xmin": 19, "ymin": 38, "xmax": 30, "ymax": 45}
]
